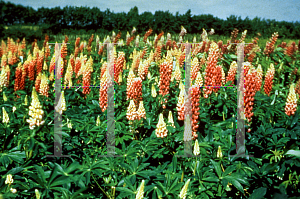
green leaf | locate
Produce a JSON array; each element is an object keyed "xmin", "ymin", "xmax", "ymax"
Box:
[
  {"xmin": 248, "ymin": 187, "xmax": 267, "ymax": 199},
  {"xmin": 285, "ymin": 150, "xmax": 300, "ymax": 158},
  {"xmin": 210, "ymin": 160, "xmax": 222, "ymax": 178},
  {"xmin": 290, "ymin": 113, "xmax": 299, "ymax": 128}
]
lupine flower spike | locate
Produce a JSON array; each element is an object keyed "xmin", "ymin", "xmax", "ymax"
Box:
[
  {"xmin": 285, "ymin": 83, "xmax": 297, "ymax": 116},
  {"xmin": 179, "ymin": 179, "xmax": 190, "ymax": 199},
  {"xmin": 2, "ymin": 107, "xmax": 9, "ymax": 124},
  {"xmin": 194, "ymin": 139, "xmax": 200, "ymax": 156},
  {"xmin": 156, "ymin": 113, "xmax": 168, "ymax": 138},
  {"xmin": 135, "ymin": 180, "xmax": 145, "ymax": 199}
]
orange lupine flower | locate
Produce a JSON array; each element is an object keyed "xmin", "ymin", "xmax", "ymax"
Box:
[
  {"xmin": 244, "ymin": 67, "xmax": 257, "ymax": 123},
  {"xmin": 36, "ymin": 50, "xmax": 44, "ymax": 76},
  {"xmin": 19, "ymin": 65, "xmax": 26, "ymax": 90},
  {"xmin": 264, "ymin": 32, "xmax": 279, "ymax": 56},
  {"xmin": 14, "ymin": 63, "xmax": 22, "ymax": 92},
  {"xmin": 255, "ymin": 64, "xmax": 263, "ymax": 91},
  {"xmin": 28, "ymin": 57, "xmax": 36, "ymax": 81},
  {"xmin": 6, "ymin": 65, "xmax": 10, "ymax": 86},
  {"xmin": 143, "ymin": 28, "xmax": 153, "ymax": 43},
  {"xmin": 82, "ymin": 57, "xmax": 93, "ymax": 96},
  {"xmin": 115, "ymin": 52, "xmax": 125, "ymax": 85},
  {"xmin": 264, "ymin": 63, "xmax": 275, "ymax": 96},
  {"xmin": 126, "ymin": 69, "xmax": 135, "ymax": 100},
  {"xmin": 99, "ymin": 71, "xmax": 108, "ymax": 112},
  {"xmin": 35, "ymin": 73, "xmax": 42, "ymax": 93},
  {"xmin": 191, "ymin": 85, "xmax": 200, "ymax": 139},
  {"xmin": 203, "ymin": 42, "xmax": 219, "ymax": 98}
]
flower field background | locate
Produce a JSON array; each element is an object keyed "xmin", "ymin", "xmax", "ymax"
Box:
[{"xmin": 0, "ymin": 26, "xmax": 300, "ymax": 198}]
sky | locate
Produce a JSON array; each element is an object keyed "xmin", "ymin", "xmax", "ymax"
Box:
[{"xmin": 4, "ymin": 0, "xmax": 300, "ymax": 23}]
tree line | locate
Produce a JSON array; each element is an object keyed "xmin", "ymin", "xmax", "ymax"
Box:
[{"xmin": 1, "ymin": 0, "xmax": 300, "ymax": 39}]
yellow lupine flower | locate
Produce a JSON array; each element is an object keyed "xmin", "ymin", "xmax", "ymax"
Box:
[
  {"xmin": 173, "ymin": 62, "xmax": 181, "ymax": 81},
  {"xmin": 126, "ymin": 100, "xmax": 137, "ymax": 121},
  {"xmin": 0, "ymin": 65, "xmax": 8, "ymax": 92},
  {"xmin": 3, "ymin": 92, "xmax": 7, "ymax": 101},
  {"xmin": 167, "ymin": 111, "xmax": 175, "ymax": 128},
  {"xmin": 96, "ymin": 115, "xmax": 101, "ymax": 126},
  {"xmin": 179, "ymin": 179, "xmax": 190, "ymax": 199},
  {"xmin": 137, "ymin": 101, "xmax": 146, "ymax": 120},
  {"xmin": 2, "ymin": 107, "xmax": 9, "ymax": 124},
  {"xmin": 156, "ymin": 113, "xmax": 168, "ymax": 138},
  {"xmin": 67, "ymin": 118, "xmax": 72, "ymax": 129},
  {"xmin": 24, "ymin": 95, "xmax": 28, "ymax": 105},
  {"xmin": 217, "ymin": 146, "xmax": 223, "ymax": 158},
  {"xmin": 5, "ymin": 174, "xmax": 13, "ymax": 185},
  {"xmin": 136, "ymin": 180, "xmax": 145, "ymax": 199},
  {"xmin": 194, "ymin": 139, "xmax": 200, "ymax": 156},
  {"xmin": 27, "ymin": 88, "xmax": 45, "ymax": 129},
  {"xmin": 10, "ymin": 188, "xmax": 17, "ymax": 194},
  {"xmin": 35, "ymin": 189, "xmax": 41, "ymax": 199},
  {"xmin": 151, "ymin": 84, "xmax": 157, "ymax": 98},
  {"xmin": 194, "ymin": 72, "xmax": 203, "ymax": 87}
]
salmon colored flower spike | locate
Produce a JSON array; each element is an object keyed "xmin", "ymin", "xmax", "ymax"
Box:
[
  {"xmin": 285, "ymin": 83, "xmax": 297, "ymax": 116},
  {"xmin": 156, "ymin": 113, "xmax": 168, "ymax": 138}
]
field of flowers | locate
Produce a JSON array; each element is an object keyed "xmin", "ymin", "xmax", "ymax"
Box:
[{"xmin": 0, "ymin": 27, "xmax": 300, "ymax": 198}]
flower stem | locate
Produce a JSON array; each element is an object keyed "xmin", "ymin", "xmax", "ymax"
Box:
[{"xmin": 91, "ymin": 173, "xmax": 111, "ymax": 199}]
